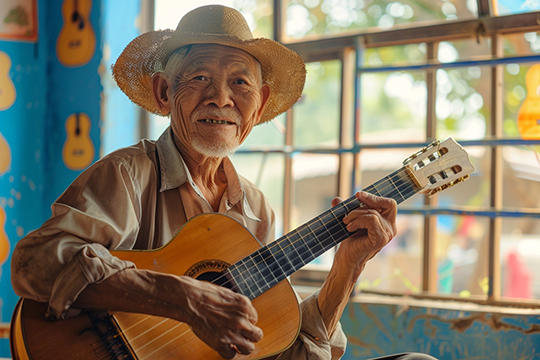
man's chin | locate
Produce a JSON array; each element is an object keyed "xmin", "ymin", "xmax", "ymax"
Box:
[{"xmin": 191, "ymin": 140, "xmax": 239, "ymax": 158}]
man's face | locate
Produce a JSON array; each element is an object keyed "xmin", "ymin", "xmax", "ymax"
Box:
[{"xmin": 167, "ymin": 44, "xmax": 270, "ymax": 158}]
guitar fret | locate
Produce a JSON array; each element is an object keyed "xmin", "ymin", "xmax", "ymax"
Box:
[{"xmin": 243, "ymin": 257, "xmax": 265, "ymax": 295}]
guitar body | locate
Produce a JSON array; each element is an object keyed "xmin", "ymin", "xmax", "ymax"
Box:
[
  {"xmin": 62, "ymin": 113, "xmax": 95, "ymax": 170},
  {"xmin": 10, "ymin": 214, "xmax": 301, "ymax": 360},
  {"xmin": 0, "ymin": 51, "xmax": 16, "ymax": 111},
  {"xmin": 56, "ymin": 0, "xmax": 96, "ymax": 66}
]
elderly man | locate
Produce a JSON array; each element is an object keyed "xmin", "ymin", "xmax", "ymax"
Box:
[{"xmin": 11, "ymin": 5, "xmax": 437, "ymax": 360}]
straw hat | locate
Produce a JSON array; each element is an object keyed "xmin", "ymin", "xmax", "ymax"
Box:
[{"xmin": 112, "ymin": 4, "xmax": 306, "ymax": 124}]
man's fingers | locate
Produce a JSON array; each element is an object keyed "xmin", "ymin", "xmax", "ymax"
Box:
[
  {"xmin": 355, "ymin": 191, "xmax": 397, "ymax": 214},
  {"xmin": 331, "ymin": 196, "xmax": 343, "ymax": 207}
]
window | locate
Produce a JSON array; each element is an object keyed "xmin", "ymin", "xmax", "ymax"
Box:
[{"xmin": 147, "ymin": 0, "xmax": 540, "ymax": 305}]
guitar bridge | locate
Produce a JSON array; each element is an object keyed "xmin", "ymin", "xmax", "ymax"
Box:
[{"xmin": 81, "ymin": 311, "xmax": 136, "ymax": 360}]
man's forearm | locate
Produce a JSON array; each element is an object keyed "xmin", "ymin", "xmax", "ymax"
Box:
[
  {"xmin": 317, "ymin": 249, "xmax": 376, "ymax": 336},
  {"xmin": 72, "ymin": 268, "xmax": 195, "ymax": 323}
]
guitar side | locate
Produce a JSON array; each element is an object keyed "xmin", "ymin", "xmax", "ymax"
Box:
[{"xmin": 10, "ymin": 214, "xmax": 301, "ymax": 360}]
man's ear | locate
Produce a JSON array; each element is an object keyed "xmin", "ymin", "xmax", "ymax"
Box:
[
  {"xmin": 152, "ymin": 73, "xmax": 171, "ymax": 116},
  {"xmin": 256, "ymin": 83, "xmax": 272, "ymax": 121}
]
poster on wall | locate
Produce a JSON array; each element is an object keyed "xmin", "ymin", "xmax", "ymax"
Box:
[{"xmin": 0, "ymin": 0, "xmax": 38, "ymax": 42}]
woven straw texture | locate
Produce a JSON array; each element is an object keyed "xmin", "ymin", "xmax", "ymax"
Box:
[{"xmin": 112, "ymin": 5, "xmax": 306, "ymax": 124}]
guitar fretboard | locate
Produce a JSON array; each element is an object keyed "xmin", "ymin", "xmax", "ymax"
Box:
[{"xmin": 224, "ymin": 167, "xmax": 421, "ymax": 300}]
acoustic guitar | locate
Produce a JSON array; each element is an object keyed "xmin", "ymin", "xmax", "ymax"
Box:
[
  {"xmin": 10, "ymin": 138, "xmax": 475, "ymax": 359},
  {"xmin": 56, "ymin": 0, "xmax": 96, "ymax": 67},
  {"xmin": 62, "ymin": 112, "xmax": 95, "ymax": 170},
  {"xmin": 0, "ymin": 51, "xmax": 16, "ymax": 111}
]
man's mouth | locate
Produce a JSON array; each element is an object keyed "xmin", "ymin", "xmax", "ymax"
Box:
[{"xmin": 199, "ymin": 119, "xmax": 236, "ymax": 125}]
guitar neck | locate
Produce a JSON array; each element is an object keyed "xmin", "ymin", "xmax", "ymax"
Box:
[{"xmin": 225, "ymin": 166, "xmax": 421, "ymax": 300}]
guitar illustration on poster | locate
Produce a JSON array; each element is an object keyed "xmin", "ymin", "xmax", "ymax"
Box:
[
  {"xmin": 56, "ymin": 0, "xmax": 96, "ymax": 67},
  {"xmin": 0, "ymin": 131, "xmax": 11, "ymax": 175},
  {"xmin": 517, "ymin": 64, "xmax": 540, "ymax": 139},
  {"xmin": 0, "ymin": 51, "xmax": 16, "ymax": 111},
  {"xmin": 62, "ymin": 113, "xmax": 95, "ymax": 170},
  {"xmin": 0, "ymin": 207, "xmax": 9, "ymax": 267},
  {"xmin": 0, "ymin": 131, "xmax": 11, "ymax": 267}
]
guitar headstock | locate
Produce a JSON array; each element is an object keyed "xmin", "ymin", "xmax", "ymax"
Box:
[{"xmin": 403, "ymin": 137, "xmax": 475, "ymax": 196}]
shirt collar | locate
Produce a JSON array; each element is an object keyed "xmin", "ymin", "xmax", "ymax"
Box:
[{"xmin": 155, "ymin": 127, "xmax": 260, "ymax": 221}]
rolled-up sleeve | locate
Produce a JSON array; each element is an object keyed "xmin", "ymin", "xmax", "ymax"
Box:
[
  {"xmin": 11, "ymin": 155, "xmax": 148, "ymax": 319},
  {"xmin": 278, "ymin": 291, "xmax": 347, "ymax": 360}
]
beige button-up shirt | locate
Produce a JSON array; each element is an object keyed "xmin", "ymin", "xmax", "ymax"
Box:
[{"xmin": 11, "ymin": 127, "xmax": 346, "ymax": 359}]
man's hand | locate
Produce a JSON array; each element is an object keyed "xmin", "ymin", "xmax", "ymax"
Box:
[
  {"xmin": 186, "ymin": 279, "xmax": 263, "ymax": 359},
  {"xmin": 331, "ymin": 191, "xmax": 398, "ymax": 274}
]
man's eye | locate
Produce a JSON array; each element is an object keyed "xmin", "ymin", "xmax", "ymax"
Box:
[
  {"xmin": 234, "ymin": 78, "xmax": 247, "ymax": 85},
  {"xmin": 193, "ymin": 75, "xmax": 206, "ymax": 81}
]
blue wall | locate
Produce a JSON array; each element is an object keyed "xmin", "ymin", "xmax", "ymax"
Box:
[{"xmin": 0, "ymin": 0, "xmax": 141, "ymax": 354}]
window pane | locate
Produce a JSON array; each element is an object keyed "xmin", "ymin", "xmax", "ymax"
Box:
[
  {"xmin": 437, "ymin": 215, "xmax": 489, "ymax": 298},
  {"xmin": 504, "ymin": 63, "xmax": 540, "ymax": 139},
  {"xmin": 283, "ymin": 0, "xmax": 477, "ymax": 40},
  {"xmin": 362, "ymin": 43, "xmax": 426, "ymax": 67},
  {"xmin": 240, "ymin": 113, "xmax": 286, "ymax": 148},
  {"xmin": 360, "ymin": 71, "xmax": 426, "ymax": 144},
  {"xmin": 495, "ymin": 1, "xmax": 540, "ymax": 16},
  {"xmin": 293, "ymin": 61, "xmax": 341, "ymax": 147},
  {"xmin": 154, "ymin": 0, "xmax": 272, "ymax": 38},
  {"xmin": 501, "ymin": 218, "xmax": 540, "ymax": 300},
  {"xmin": 504, "ymin": 32, "xmax": 540, "ymax": 56},
  {"xmin": 291, "ymin": 154, "xmax": 338, "ymax": 266},
  {"xmin": 437, "ymin": 38, "xmax": 491, "ymax": 63},
  {"xmin": 229, "ymin": 153, "xmax": 285, "ymax": 236},
  {"xmin": 435, "ymin": 67, "xmax": 491, "ymax": 141},
  {"xmin": 356, "ymin": 148, "xmax": 422, "ymax": 206},
  {"xmin": 356, "ymin": 214, "xmax": 423, "ymax": 294},
  {"xmin": 502, "ymin": 146, "xmax": 540, "ymax": 209},
  {"xmin": 448, "ymin": 146, "xmax": 489, "ymax": 207}
]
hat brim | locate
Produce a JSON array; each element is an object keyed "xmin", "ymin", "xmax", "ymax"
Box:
[{"xmin": 112, "ymin": 29, "xmax": 306, "ymax": 124}]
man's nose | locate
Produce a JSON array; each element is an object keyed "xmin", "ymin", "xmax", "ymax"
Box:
[{"xmin": 203, "ymin": 82, "xmax": 234, "ymax": 108}]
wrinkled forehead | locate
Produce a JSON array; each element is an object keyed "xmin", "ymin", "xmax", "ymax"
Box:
[{"xmin": 164, "ymin": 44, "xmax": 263, "ymax": 82}]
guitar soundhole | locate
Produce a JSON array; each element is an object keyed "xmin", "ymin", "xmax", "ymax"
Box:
[
  {"xmin": 186, "ymin": 259, "xmax": 239, "ymax": 292},
  {"xmin": 196, "ymin": 271, "xmax": 234, "ymax": 289}
]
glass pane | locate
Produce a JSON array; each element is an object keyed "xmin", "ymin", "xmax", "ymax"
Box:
[
  {"xmin": 291, "ymin": 153, "xmax": 338, "ymax": 266},
  {"xmin": 293, "ymin": 61, "xmax": 341, "ymax": 147},
  {"xmin": 240, "ymin": 113, "xmax": 286, "ymax": 148},
  {"xmin": 437, "ymin": 38, "xmax": 491, "ymax": 63},
  {"xmin": 360, "ymin": 71, "xmax": 426, "ymax": 144},
  {"xmin": 495, "ymin": 1, "xmax": 540, "ymax": 16},
  {"xmin": 501, "ymin": 218, "xmax": 540, "ymax": 300},
  {"xmin": 356, "ymin": 214, "xmax": 423, "ymax": 294},
  {"xmin": 283, "ymin": 0, "xmax": 477, "ymax": 40},
  {"xmin": 435, "ymin": 66, "xmax": 491, "ymax": 141},
  {"xmin": 229, "ymin": 153, "xmax": 285, "ymax": 236},
  {"xmin": 154, "ymin": 0, "xmax": 272, "ymax": 38},
  {"xmin": 356, "ymin": 148, "xmax": 422, "ymax": 206},
  {"xmin": 504, "ymin": 63, "xmax": 540, "ymax": 139},
  {"xmin": 504, "ymin": 32, "xmax": 540, "ymax": 56},
  {"xmin": 502, "ymin": 146, "xmax": 540, "ymax": 209},
  {"xmin": 362, "ymin": 43, "xmax": 426, "ymax": 67},
  {"xmin": 448, "ymin": 145, "xmax": 489, "ymax": 207},
  {"xmin": 437, "ymin": 215, "xmax": 489, "ymax": 298}
]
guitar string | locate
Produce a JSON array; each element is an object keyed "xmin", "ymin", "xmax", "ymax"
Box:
[
  {"xmin": 210, "ymin": 166, "xmax": 421, "ymax": 293},
  {"xmin": 129, "ymin": 162, "xmax": 460, "ymax": 356},
  {"xmin": 126, "ymin": 166, "xmax": 430, "ymax": 355}
]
